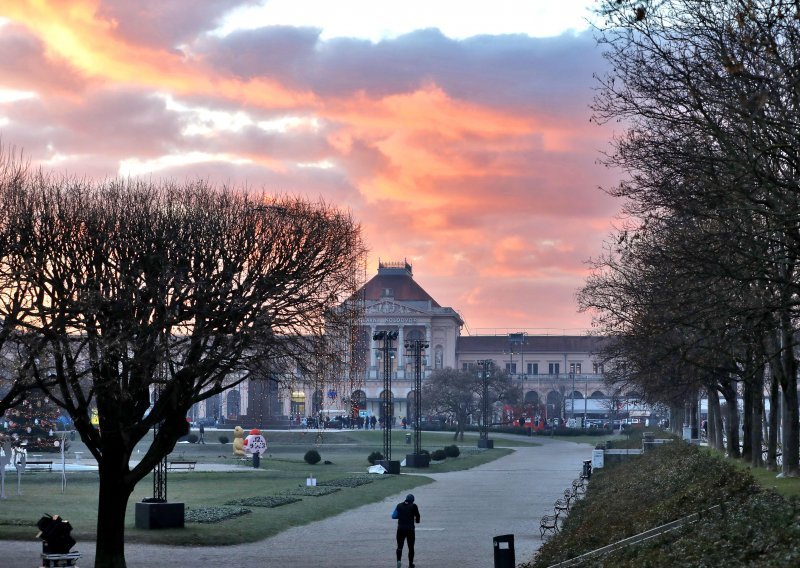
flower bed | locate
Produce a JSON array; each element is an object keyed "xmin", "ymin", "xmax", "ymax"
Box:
[
  {"xmin": 284, "ymin": 487, "xmax": 341, "ymax": 497},
  {"xmin": 225, "ymin": 496, "xmax": 301, "ymax": 508},
  {"xmin": 184, "ymin": 506, "xmax": 251, "ymax": 524},
  {"xmin": 317, "ymin": 475, "xmax": 381, "ymax": 488}
]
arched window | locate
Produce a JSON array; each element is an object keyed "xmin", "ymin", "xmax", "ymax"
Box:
[
  {"xmin": 226, "ymin": 390, "xmax": 241, "ymax": 418},
  {"xmin": 590, "ymin": 390, "xmax": 605, "ymax": 399},
  {"xmin": 205, "ymin": 394, "xmax": 220, "ymax": 421},
  {"xmin": 351, "ymin": 390, "xmax": 367, "ymax": 409},
  {"xmin": 524, "ymin": 391, "xmax": 539, "ymax": 405},
  {"xmin": 312, "ymin": 390, "xmax": 324, "ymax": 414},
  {"xmin": 406, "ymin": 390, "xmax": 418, "ymax": 422},
  {"xmin": 379, "ymin": 390, "xmax": 394, "ymax": 421}
]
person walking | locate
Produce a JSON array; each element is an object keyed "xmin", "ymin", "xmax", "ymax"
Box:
[
  {"xmin": 198, "ymin": 423, "xmax": 205, "ymax": 444},
  {"xmin": 393, "ymin": 493, "xmax": 420, "ymax": 568}
]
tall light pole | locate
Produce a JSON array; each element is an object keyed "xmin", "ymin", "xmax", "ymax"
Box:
[
  {"xmin": 374, "ymin": 330, "xmax": 399, "ymax": 473},
  {"xmin": 477, "ymin": 359, "xmax": 494, "ymax": 449},
  {"xmin": 570, "ymin": 371, "xmax": 575, "ymax": 427},
  {"xmin": 405, "ymin": 340, "xmax": 429, "ymax": 468}
]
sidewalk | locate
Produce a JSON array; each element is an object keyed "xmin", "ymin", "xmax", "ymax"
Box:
[{"xmin": 5, "ymin": 436, "xmax": 592, "ymax": 567}]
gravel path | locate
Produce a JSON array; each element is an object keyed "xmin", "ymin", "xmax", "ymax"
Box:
[{"xmin": 5, "ymin": 436, "xmax": 592, "ymax": 567}]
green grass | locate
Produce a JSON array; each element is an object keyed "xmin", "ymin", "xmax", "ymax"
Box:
[{"xmin": 0, "ymin": 429, "xmax": 513, "ymax": 546}]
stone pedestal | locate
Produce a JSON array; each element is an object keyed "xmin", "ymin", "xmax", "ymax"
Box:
[
  {"xmin": 377, "ymin": 459, "xmax": 401, "ymax": 474},
  {"xmin": 405, "ymin": 453, "xmax": 430, "ymax": 468},
  {"xmin": 135, "ymin": 501, "xmax": 185, "ymax": 529},
  {"xmin": 477, "ymin": 439, "xmax": 494, "ymax": 449}
]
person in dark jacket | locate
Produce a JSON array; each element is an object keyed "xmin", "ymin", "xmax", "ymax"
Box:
[{"xmin": 394, "ymin": 493, "xmax": 420, "ymax": 568}]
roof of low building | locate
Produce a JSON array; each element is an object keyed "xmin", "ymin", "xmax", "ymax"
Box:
[{"xmin": 457, "ymin": 335, "xmax": 606, "ymax": 354}]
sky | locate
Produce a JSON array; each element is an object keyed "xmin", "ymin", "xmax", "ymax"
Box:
[{"xmin": 0, "ymin": 0, "xmax": 621, "ymax": 334}]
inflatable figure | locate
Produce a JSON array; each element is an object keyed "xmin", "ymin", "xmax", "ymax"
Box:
[{"xmin": 233, "ymin": 426, "xmax": 245, "ymax": 456}]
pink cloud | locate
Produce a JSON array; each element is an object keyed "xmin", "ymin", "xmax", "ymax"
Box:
[{"xmin": 0, "ymin": 4, "xmax": 621, "ymax": 331}]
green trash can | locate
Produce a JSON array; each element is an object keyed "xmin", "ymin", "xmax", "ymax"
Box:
[{"xmin": 493, "ymin": 534, "xmax": 514, "ymax": 568}]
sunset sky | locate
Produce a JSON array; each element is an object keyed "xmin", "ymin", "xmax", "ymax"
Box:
[{"xmin": 0, "ymin": 0, "xmax": 621, "ymax": 334}]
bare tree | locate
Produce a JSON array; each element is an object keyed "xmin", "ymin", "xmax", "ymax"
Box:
[
  {"xmin": 0, "ymin": 166, "xmax": 365, "ymax": 568},
  {"xmin": 421, "ymin": 367, "xmax": 519, "ymax": 441}
]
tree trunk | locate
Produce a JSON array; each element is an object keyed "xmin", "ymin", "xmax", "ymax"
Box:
[
  {"xmin": 94, "ymin": 463, "xmax": 134, "ymax": 568},
  {"xmin": 767, "ymin": 368, "xmax": 780, "ymax": 471},
  {"xmin": 778, "ymin": 318, "xmax": 799, "ymax": 476},
  {"xmin": 742, "ymin": 376, "xmax": 753, "ymax": 462},
  {"xmin": 750, "ymin": 363, "xmax": 765, "ymax": 468},
  {"xmin": 720, "ymin": 381, "xmax": 740, "ymax": 458},
  {"xmin": 708, "ymin": 388, "xmax": 724, "ymax": 451},
  {"xmin": 707, "ymin": 392, "xmax": 717, "ymax": 449}
]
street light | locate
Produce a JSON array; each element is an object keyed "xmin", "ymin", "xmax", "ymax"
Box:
[
  {"xmin": 477, "ymin": 360, "xmax": 494, "ymax": 449},
  {"xmin": 404, "ymin": 340, "xmax": 429, "ymax": 468},
  {"xmin": 373, "ymin": 330, "xmax": 399, "ymax": 473}
]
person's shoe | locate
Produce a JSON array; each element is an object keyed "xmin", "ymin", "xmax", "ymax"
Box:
[{"xmin": 396, "ymin": 561, "xmax": 401, "ymax": 568}]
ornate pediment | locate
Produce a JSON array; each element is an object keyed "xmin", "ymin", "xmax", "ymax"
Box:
[{"xmin": 365, "ymin": 300, "xmax": 428, "ymax": 316}]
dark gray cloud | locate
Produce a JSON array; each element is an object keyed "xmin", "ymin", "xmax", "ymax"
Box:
[{"xmin": 198, "ymin": 27, "xmax": 605, "ymax": 114}]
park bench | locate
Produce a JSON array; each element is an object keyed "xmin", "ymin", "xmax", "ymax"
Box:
[
  {"xmin": 572, "ymin": 477, "xmax": 587, "ymax": 496},
  {"xmin": 563, "ymin": 487, "xmax": 577, "ymax": 507},
  {"xmin": 167, "ymin": 460, "xmax": 197, "ymax": 471},
  {"xmin": 554, "ymin": 495, "xmax": 570, "ymax": 515},
  {"xmin": 26, "ymin": 460, "xmax": 53, "ymax": 472},
  {"xmin": 539, "ymin": 513, "xmax": 559, "ymax": 538}
]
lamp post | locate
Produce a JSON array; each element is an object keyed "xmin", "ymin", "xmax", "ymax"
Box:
[
  {"xmin": 570, "ymin": 371, "xmax": 575, "ymax": 427},
  {"xmin": 405, "ymin": 340, "xmax": 430, "ymax": 468},
  {"xmin": 477, "ymin": 359, "xmax": 494, "ymax": 449},
  {"xmin": 374, "ymin": 330, "xmax": 400, "ymax": 473}
]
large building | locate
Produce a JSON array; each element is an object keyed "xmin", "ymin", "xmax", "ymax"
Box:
[{"xmin": 192, "ymin": 260, "xmax": 614, "ymax": 426}]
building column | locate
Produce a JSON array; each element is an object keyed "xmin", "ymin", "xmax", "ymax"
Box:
[
  {"xmin": 397, "ymin": 326, "xmax": 404, "ymax": 369},
  {"xmin": 369, "ymin": 325, "xmax": 377, "ymax": 372}
]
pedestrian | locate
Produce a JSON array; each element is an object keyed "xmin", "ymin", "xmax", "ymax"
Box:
[
  {"xmin": 393, "ymin": 493, "xmax": 420, "ymax": 568},
  {"xmin": 198, "ymin": 423, "xmax": 205, "ymax": 444}
]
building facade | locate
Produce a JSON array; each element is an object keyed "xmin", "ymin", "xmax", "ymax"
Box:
[{"xmin": 192, "ymin": 260, "xmax": 615, "ymax": 426}]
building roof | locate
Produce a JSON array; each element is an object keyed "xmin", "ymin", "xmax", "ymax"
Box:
[
  {"xmin": 358, "ymin": 261, "xmax": 441, "ymax": 307},
  {"xmin": 457, "ymin": 335, "xmax": 606, "ymax": 354}
]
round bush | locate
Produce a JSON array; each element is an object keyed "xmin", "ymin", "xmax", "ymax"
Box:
[
  {"xmin": 186, "ymin": 433, "xmax": 199, "ymax": 444},
  {"xmin": 304, "ymin": 449, "xmax": 321, "ymax": 465},
  {"xmin": 218, "ymin": 435, "xmax": 230, "ymax": 444},
  {"xmin": 367, "ymin": 450, "xmax": 384, "ymax": 465},
  {"xmin": 444, "ymin": 444, "xmax": 460, "ymax": 458},
  {"xmin": 430, "ymin": 449, "xmax": 447, "ymax": 461}
]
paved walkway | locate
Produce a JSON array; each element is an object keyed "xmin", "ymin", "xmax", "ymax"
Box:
[{"xmin": 6, "ymin": 437, "xmax": 591, "ymax": 567}]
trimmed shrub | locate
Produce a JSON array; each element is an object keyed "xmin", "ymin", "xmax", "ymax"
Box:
[
  {"xmin": 430, "ymin": 449, "xmax": 447, "ymax": 461},
  {"xmin": 186, "ymin": 433, "xmax": 199, "ymax": 444},
  {"xmin": 367, "ymin": 451, "xmax": 384, "ymax": 465},
  {"xmin": 218, "ymin": 435, "xmax": 230, "ymax": 444},
  {"xmin": 444, "ymin": 444, "xmax": 460, "ymax": 458},
  {"xmin": 304, "ymin": 449, "xmax": 321, "ymax": 465}
]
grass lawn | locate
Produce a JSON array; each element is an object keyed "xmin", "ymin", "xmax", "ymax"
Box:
[{"xmin": 0, "ymin": 428, "xmax": 516, "ymax": 545}]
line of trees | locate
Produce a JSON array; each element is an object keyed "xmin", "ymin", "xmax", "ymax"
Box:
[
  {"xmin": 579, "ymin": 0, "xmax": 800, "ymax": 476},
  {"xmin": 0, "ymin": 149, "xmax": 365, "ymax": 567}
]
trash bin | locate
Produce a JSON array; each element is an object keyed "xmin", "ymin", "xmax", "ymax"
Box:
[
  {"xmin": 493, "ymin": 534, "xmax": 514, "ymax": 568},
  {"xmin": 405, "ymin": 433, "xmax": 411, "ymax": 444},
  {"xmin": 582, "ymin": 459, "xmax": 592, "ymax": 479}
]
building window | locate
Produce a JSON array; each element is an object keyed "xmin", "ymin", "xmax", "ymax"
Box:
[
  {"xmin": 382, "ymin": 288, "xmax": 393, "ymax": 297},
  {"xmin": 505, "ymin": 363, "xmax": 517, "ymax": 375},
  {"xmin": 548, "ymin": 363, "xmax": 560, "ymax": 375},
  {"xmin": 462, "ymin": 362, "xmax": 475, "ymax": 372},
  {"xmin": 527, "ymin": 362, "xmax": 538, "ymax": 375},
  {"xmin": 593, "ymin": 363, "xmax": 604, "ymax": 374},
  {"xmin": 569, "ymin": 363, "xmax": 582, "ymax": 374}
]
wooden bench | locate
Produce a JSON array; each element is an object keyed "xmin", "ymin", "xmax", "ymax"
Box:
[
  {"xmin": 539, "ymin": 513, "xmax": 559, "ymax": 538},
  {"xmin": 167, "ymin": 460, "xmax": 196, "ymax": 471},
  {"xmin": 26, "ymin": 460, "xmax": 53, "ymax": 472}
]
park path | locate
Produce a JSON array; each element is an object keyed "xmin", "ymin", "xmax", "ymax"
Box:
[{"xmin": 5, "ymin": 436, "xmax": 592, "ymax": 567}]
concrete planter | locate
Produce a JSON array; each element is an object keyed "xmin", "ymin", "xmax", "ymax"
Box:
[
  {"xmin": 405, "ymin": 453, "xmax": 430, "ymax": 468},
  {"xmin": 135, "ymin": 501, "xmax": 185, "ymax": 529}
]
